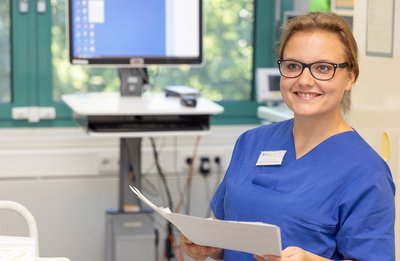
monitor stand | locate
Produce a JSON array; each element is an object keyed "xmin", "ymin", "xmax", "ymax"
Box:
[
  {"xmin": 117, "ymin": 67, "xmax": 150, "ymax": 212},
  {"xmin": 109, "ymin": 67, "xmax": 155, "ymax": 259},
  {"xmin": 118, "ymin": 68, "xmax": 149, "ymax": 97}
]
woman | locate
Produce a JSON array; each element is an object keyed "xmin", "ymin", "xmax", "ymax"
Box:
[{"xmin": 180, "ymin": 12, "xmax": 395, "ymax": 261}]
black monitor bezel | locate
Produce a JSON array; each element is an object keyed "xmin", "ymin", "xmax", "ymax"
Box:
[{"xmin": 67, "ymin": 0, "xmax": 203, "ymax": 66}]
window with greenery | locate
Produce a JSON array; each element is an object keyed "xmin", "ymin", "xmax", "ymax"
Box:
[
  {"xmin": 51, "ymin": 0, "xmax": 254, "ymax": 102},
  {"xmin": 1, "ymin": 0, "xmax": 277, "ymax": 127}
]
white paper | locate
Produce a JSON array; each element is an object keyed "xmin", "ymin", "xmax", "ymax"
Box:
[{"xmin": 130, "ymin": 186, "xmax": 282, "ymax": 256}]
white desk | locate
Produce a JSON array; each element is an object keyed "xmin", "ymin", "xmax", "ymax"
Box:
[
  {"xmin": 62, "ymin": 92, "xmax": 224, "ymax": 211},
  {"xmin": 62, "ymin": 92, "xmax": 224, "ymax": 137}
]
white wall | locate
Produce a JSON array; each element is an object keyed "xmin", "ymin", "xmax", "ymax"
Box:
[
  {"xmin": 350, "ymin": 0, "xmax": 400, "ymax": 259},
  {"xmin": 0, "ymin": 125, "xmax": 254, "ymax": 261}
]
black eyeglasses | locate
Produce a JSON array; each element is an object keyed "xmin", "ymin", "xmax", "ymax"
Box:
[{"xmin": 277, "ymin": 59, "xmax": 350, "ymax": 81}]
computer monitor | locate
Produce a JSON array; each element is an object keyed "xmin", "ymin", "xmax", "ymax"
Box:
[
  {"xmin": 67, "ymin": 0, "xmax": 203, "ymax": 95},
  {"xmin": 256, "ymin": 68, "xmax": 281, "ymax": 104}
]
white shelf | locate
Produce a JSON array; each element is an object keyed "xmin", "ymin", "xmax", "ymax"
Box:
[
  {"xmin": 62, "ymin": 92, "xmax": 224, "ymax": 137},
  {"xmin": 62, "ymin": 92, "xmax": 223, "ymax": 116}
]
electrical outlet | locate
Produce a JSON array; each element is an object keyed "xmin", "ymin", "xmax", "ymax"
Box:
[
  {"xmin": 178, "ymin": 149, "xmax": 229, "ymax": 176},
  {"xmin": 96, "ymin": 152, "xmax": 119, "ymax": 174}
]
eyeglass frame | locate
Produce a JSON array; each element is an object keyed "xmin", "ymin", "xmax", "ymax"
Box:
[{"xmin": 276, "ymin": 59, "xmax": 350, "ymax": 81}]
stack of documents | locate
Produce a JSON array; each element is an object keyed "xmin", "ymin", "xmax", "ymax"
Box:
[{"xmin": 130, "ymin": 186, "xmax": 282, "ymax": 256}]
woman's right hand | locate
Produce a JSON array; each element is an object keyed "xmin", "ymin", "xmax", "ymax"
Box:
[{"xmin": 180, "ymin": 234, "xmax": 223, "ymax": 260}]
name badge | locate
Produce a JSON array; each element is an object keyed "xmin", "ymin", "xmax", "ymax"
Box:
[{"xmin": 256, "ymin": 150, "xmax": 286, "ymax": 166}]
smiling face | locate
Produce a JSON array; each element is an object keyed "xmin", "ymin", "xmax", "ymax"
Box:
[{"xmin": 280, "ymin": 30, "xmax": 355, "ymax": 119}]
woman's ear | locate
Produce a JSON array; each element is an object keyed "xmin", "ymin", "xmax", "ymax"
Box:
[{"xmin": 345, "ymin": 71, "xmax": 356, "ymax": 91}]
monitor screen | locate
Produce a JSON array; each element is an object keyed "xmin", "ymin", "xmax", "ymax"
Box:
[{"xmin": 68, "ymin": 0, "xmax": 203, "ymax": 66}]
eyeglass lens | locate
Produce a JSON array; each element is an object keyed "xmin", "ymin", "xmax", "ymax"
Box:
[{"xmin": 279, "ymin": 60, "xmax": 337, "ymax": 80}]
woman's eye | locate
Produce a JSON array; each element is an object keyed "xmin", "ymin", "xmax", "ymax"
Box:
[
  {"xmin": 315, "ymin": 64, "xmax": 333, "ymax": 73},
  {"xmin": 287, "ymin": 63, "xmax": 301, "ymax": 71}
]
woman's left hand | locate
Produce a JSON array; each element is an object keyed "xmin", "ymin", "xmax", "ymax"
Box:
[
  {"xmin": 254, "ymin": 247, "xmax": 307, "ymax": 261},
  {"xmin": 254, "ymin": 246, "xmax": 336, "ymax": 261}
]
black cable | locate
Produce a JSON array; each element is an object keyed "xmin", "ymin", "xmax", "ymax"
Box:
[
  {"xmin": 141, "ymin": 138, "xmax": 168, "ymax": 199},
  {"xmin": 154, "ymin": 228, "xmax": 159, "ymax": 261},
  {"xmin": 149, "ymin": 137, "xmax": 173, "ymax": 210},
  {"xmin": 174, "ymin": 136, "xmax": 201, "ymax": 214},
  {"xmin": 149, "ymin": 137, "xmax": 176, "ymax": 260}
]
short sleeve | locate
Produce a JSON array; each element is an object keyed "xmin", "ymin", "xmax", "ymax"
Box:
[{"xmin": 336, "ymin": 171, "xmax": 395, "ymax": 261}]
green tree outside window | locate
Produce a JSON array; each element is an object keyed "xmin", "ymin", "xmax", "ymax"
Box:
[{"xmin": 51, "ymin": 0, "xmax": 254, "ymax": 102}]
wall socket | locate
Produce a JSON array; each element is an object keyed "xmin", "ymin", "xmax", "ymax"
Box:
[
  {"xmin": 178, "ymin": 149, "xmax": 229, "ymax": 176},
  {"xmin": 95, "ymin": 146, "xmax": 232, "ymax": 177},
  {"xmin": 96, "ymin": 152, "xmax": 119, "ymax": 174}
]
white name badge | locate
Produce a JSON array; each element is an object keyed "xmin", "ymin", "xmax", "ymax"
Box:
[{"xmin": 256, "ymin": 150, "xmax": 287, "ymax": 166}]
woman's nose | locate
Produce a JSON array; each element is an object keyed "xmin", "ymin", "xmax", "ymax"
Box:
[{"xmin": 298, "ymin": 67, "xmax": 315, "ymax": 86}]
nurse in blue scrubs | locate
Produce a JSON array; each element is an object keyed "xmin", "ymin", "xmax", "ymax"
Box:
[{"xmin": 180, "ymin": 12, "xmax": 395, "ymax": 261}]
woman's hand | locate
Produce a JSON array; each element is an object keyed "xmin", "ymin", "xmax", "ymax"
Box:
[
  {"xmin": 254, "ymin": 247, "xmax": 339, "ymax": 261},
  {"xmin": 254, "ymin": 247, "xmax": 307, "ymax": 261},
  {"xmin": 180, "ymin": 234, "xmax": 223, "ymax": 261}
]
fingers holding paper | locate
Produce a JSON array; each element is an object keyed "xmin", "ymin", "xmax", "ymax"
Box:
[
  {"xmin": 254, "ymin": 246, "xmax": 340, "ymax": 261},
  {"xmin": 180, "ymin": 234, "xmax": 223, "ymax": 261},
  {"xmin": 254, "ymin": 246, "xmax": 305, "ymax": 261}
]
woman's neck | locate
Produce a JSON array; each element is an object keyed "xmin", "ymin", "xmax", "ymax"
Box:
[{"xmin": 292, "ymin": 113, "xmax": 352, "ymax": 159}]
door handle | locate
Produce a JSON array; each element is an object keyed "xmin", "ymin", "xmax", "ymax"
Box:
[
  {"xmin": 19, "ymin": 0, "xmax": 29, "ymax": 13},
  {"xmin": 37, "ymin": 0, "xmax": 46, "ymax": 13}
]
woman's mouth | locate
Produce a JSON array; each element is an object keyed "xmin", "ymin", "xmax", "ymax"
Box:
[{"xmin": 295, "ymin": 92, "xmax": 321, "ymax": 99}]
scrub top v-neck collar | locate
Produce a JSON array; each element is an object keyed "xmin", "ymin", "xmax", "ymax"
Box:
[{"xmin": 288, "ymin": 122, "xmax": 356, "ymax": 162}]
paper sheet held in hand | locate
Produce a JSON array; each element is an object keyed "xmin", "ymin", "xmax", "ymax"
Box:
[{"xmin": 129, "ymin": 186, "xmax": 282, "ymax": 256}]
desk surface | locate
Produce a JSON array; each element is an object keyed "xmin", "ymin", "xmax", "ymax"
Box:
[
  {"xmin": 62, "ymin": 92, "xmax": 224, "ymax": 137},
  {"xmin": 62, "ymin": 92, "xmax": 224, "ymax": 116}
]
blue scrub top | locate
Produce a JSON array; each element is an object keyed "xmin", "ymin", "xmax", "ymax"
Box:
[{"xmin": 211, "ymin": 119, "xmax": 395, "ymax": 261}]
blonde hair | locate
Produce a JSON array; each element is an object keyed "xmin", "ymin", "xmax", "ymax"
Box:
[{"xmin": 276, "ymin": 12, "xmax": 359, "ymax": 114}]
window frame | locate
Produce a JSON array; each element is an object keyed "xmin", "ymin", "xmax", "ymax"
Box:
[
  {"xmin": 0, "ymin": 1, "xmax": 37, "ymax": 127},
  {"xmin": 0, "ymin": 0, "xmax": 277, "ymax": 128}
]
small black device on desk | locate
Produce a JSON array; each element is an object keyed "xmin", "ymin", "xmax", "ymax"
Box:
[{"xmin": 165, "ymin": 86, "xmax": 200, "ymax": 107}]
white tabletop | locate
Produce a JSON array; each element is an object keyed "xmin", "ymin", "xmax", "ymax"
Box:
[{"xmin": 62, "ymin": 92, "xmax": 224, "ymax": 116}]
